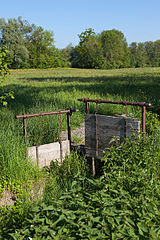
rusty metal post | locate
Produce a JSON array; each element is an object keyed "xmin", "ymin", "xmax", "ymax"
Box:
[
  {"xmin": 23, "ymin": 117, "xmax": 28, "ymax": 155},
  {"xmin": 86, "ymin": 102, "xmax": 90, "ymax": 114},
  {"xmin": 142, "ymin": 106, "xmax": 146, "ymax": 141},
  {"xmin": 40, "ymin": 115, "xmax": 42, "ymax": 145},
  {"xmin": 59, "ymin": 113, "xmax": 63, "ymax": 163},
  {"xmin": 67, "ymin": 112, "xmax": 71, "ymax": 151}
]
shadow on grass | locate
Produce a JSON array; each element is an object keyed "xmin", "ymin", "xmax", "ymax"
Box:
[{"xmin": 1, "ymin": 74, "xmax": 160, "ymax": 114}]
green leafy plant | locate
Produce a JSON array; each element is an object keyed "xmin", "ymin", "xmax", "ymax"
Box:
[
  {"xmin": 0, "ymin": 46, "xmax": 14, "ymax": 107},
  {"xmin": 43, "ymin": 151, "xmax": 89, "ymax": 203},
  {"xmin": 1, "ymin": 127, "xmax": 160, "ymax": 239},
  {"xmin": 0, "ymin": 68, "xmax": 160, "ymax": 239}
]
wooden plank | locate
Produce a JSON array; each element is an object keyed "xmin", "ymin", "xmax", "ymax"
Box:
[
  {"xmin": 85, "ymin": 114, "xmax": 140, "ymax": 159},
  {"xmin": 125, "ymin": 118, "xmax": 140, "ymax": 138}
]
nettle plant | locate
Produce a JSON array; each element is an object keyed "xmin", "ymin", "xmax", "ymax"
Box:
[
  {"xmin": 1, "ymin": 130, "xmax": 160, "ymax": 239},
  {"xmin": 0, "ymin": 47, "xmax": 14, "ymax": 107}
]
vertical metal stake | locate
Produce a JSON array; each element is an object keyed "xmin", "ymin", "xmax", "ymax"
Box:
[
  {"xmin": 86, "ymin": 102, "xmax": 90, "ymax": 114},
  {"xmin": 23, "ymin": 117, "xmax": 28, "ymax": 156},
  {"xmin": 67, "ymin": 112, "xmax": 71, "ymax": 151},
  {"xmin": 40, "ymin": 115, "xmax": 42, "ymax": 145},
  {"xmin": 142, "ymin": 106, "xmax": 146, "ymax": 141},
  {"xmin": 59, "ymin": 113, "xmax": 63, "ymax": 163}
]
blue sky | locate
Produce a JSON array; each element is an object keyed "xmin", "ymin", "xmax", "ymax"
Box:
[{"xmin": 0, "ymin": 0, "xmax": 160, "ymax": 49}]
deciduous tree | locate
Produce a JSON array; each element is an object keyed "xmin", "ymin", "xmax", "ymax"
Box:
[
  {"xmin": 100, "ymin": 29, "xmax": 130, "ymax": 69},
  {"xmin": 0, "ymin": 16, "xmax": 32, "ymax": 68}
]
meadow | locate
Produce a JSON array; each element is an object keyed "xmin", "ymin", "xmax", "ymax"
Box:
[
  {"xmin": 1, "ymin": 67, "xmax": 160, "ymax": 180},
  {"xmin": 0, "ymin": 67, "xmax": 160, "ymax": 239}
]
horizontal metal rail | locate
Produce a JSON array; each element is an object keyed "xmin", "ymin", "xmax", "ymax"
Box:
[
  {"xmin": 15, "ymin": 109, "xmax": 78, "ymax": 153},
  {"xmin": 15, "ymin": 109, "xmax": 78, "ymax": 119},
  {"xmin": 78, "ymin": 98, "xmax": 153, "ymax": 107},
  {"xmin": 78, "ymin": 97, "xmax": 153, "ymax": 141}
]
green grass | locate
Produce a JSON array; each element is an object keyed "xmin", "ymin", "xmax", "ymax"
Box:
[
  {"xmin": 0, "ymin": 67, "xmax": 160, "ymax": 181},
  {"xmin": 0, "ymin": 67, "xmax": 160, "ymax": 239}
]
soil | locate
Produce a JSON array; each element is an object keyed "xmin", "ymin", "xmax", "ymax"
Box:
[{"xmin": 0, "ymin": 190, "xmax": 17, "ymax": 207}]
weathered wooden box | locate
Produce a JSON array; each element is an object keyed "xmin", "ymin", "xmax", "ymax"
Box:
[{"xmin": 85, "ymin": 114, "xmax": 140, "ymax": 159}]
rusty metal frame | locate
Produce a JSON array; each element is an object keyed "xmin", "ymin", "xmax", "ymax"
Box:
[
  {"xmin": 16, "ymin": 109, "xmax": 78, "ymax": 153},
  {"xmin": 78, "ymin": 98, "xmax": 153, "ymax": 141}
]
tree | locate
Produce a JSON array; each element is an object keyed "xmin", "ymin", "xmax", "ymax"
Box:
[
  {"xmin": 144, "ymin": 41, "xmax": 155, "ymax": 66},
  {"xmin": 100, "ymin": 29, "xmax": 130, "ymax": 69},
  {"xmin": 0, "ymin": 17, "xmax": 66, "ymax": 69},
  {"xmin": 26, "ymin": 26, "xmax": 64, "ymax": 68},
  {"xmin": 129, "ymin": 42, "xmax": 138, "ymax": 67},
  {"xmin": 129, "ymin": 42, "xmax": 147, "ymax": 67},
  {"xmin": 154, "ymin": 40, "xmax": 160, "ymax": 67},
  {"xmin": 72, "ymin": 28, "xmax": 106, "ymax": 69},
  {"xmin": 60, "ymin": 44, "xmax": 74, "ymax": 67},
  {"xmin": 145, "ymin": 40, "xmax": 160, "ymax": 67},
  {"xmin": 0, "ymin": 16, "xmax": 32, "ymax": 68}
]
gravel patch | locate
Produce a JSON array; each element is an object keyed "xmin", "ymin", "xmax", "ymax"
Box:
[{"xmin": 61, "ymin": 122, "xmax": 85, "ymax": 144}]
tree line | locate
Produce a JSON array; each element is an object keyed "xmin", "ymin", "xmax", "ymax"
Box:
[{"xmin": 0, "ymin": 17, "xmax": 160, "ymax": 69}]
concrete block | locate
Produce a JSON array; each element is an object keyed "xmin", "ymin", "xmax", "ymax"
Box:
[{"xmin": 28, "ymin": 140, "xmax": 70, "ymax": 168}]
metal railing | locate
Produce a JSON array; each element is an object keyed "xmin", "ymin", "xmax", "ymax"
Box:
[
  {"xmin": 78, "ymin": 98, "xmax": 153, "ymax": 141},
  {"xmin": 16, "ymin": 109, "xmax": 78, "ymax": 152}
]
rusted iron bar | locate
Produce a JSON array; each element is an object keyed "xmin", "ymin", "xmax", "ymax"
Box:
[
  {"xmin": 142, "ymin": 106, "xmax": 146, "ymax": 141},
  {"xmin": 40, "ymin": 116, "xmax": 42, "ymax": 145},
  {"xmin": 59, "ymin": 113, "xmax": 63, "ymax": 162},
  {"xmin": 78, "ymin": 98, "xmax": 153, "ymax": 107},
  {"xmin": 86, "ymin": 102, "xmax": 90, "ymax": 114},
  {"xmin": 23, "ymin": 118, "xmax": 27, "ymax": 144},
  {"xmin": 23, "ymin": 117, "xmax": 28, "ymax": 155},
  {"xmin": 16, "ymin": 109, "xmax": 77, "ymax": 119},
  {"xmin": 16, "ymin": 109, "xmax": 78, "ymax": 154},
  {"xmin": 79, "ymin": 98, "xmax": 153, "ymax": 141},
  {"xmin": 67, "ymin": 112, "xmax": 71, "ymax": 151}
]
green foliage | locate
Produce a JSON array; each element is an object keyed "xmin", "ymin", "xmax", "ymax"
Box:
[
  {"xmin": 100, "ymin": 29, "xmax": 130, "ymax": 69},
  {"xmin": 0, "ymin": 46, "xmax": 9, "ymax": 78},
  {"xmin": 0, "ymin": 17, "xmax": 32, "ymax": 69},
  {"xmin": 145, "ymin": 111, "xmax": 160, "ymax": 134},
  {"xmin": 0, "ymin": 109, "xmax": 41, "ymax": 181},
  {"xmin": 144, "ymin": 40, "xmax": 160, "ymax": 67},
  {"xmin": 0, "ymin": 46, "xmax": 15, "ymax": 107},
  {"xmin": 73, "ymin": 28, "xmax": 160, "ymax": 70},
  {"xmin": 60, "ymin": 44, "xmax": 74, "ymax": 67},
  {"xmin": 1, "ymin": 16, "xmax": 160, "ymax": 70},
  {"xmin": 0, "ymin": 68, "xmax": 160, "ymax": 239},
  {"xmin": 26, "ymin": 26, "xmax": 59, "ymax": 68},
  {"xmin": 1, "ymin": 130, "xmax": 160, "ymax": 239},
  {"xmin": 44, "ymin": 151, "xmax": 88, "ymax": 203},
  {"xmin": 72, "ymin": 28, "xmax": 104, "ymax": 68},
  {"xmin": 0, "ymin": 17, "xmax": 67, "ymax": 69},
  {"xmin": 72, "ymin": 28, "xmax": 130, "ymax": 69},
  {"xmin": 130, "ymin": 42, "xmax": 148, "ymax": 67}
]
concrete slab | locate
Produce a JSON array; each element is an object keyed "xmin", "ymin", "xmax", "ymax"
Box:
[{"xmin": 28, "ymin": 140, "xmax": 70, "ymax": 168}]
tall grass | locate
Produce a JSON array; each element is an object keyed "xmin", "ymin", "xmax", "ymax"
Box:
[
  {"xmin": 0, "ymin": 68, "xmax": 160, "ymax": 239},
  {"xmin": 0, "ymin": 109, "xmax": 41, "ymax": 182},
  {"xmin": 0, "ymin": 67, "xmax": 160, "ymax": 181}
]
